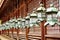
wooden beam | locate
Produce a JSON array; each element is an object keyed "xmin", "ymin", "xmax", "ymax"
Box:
[{"xmin": 40, "ymin": 21, "xmax": 46, "ymax": 40}]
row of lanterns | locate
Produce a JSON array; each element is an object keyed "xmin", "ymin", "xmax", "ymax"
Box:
[{"xmin": 0, "ymin": 3, "xmax": 60, "ymax": 30}]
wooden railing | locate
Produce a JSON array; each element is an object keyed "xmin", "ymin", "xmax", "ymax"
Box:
[{"xmin": 45, "ymin": 25, "xmax": 60, "ymax": 40}]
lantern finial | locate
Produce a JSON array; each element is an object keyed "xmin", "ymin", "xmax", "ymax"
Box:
[{"xmin": 40, "ymin": 2, "xmax": 44, "ymax": 7}]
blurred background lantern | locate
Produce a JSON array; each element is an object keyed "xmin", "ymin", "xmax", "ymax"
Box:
[
  {"xmin": 21, "ymin": 18, "xmax": 25, "ymax": 28},
  {"xmin": 25, "ymin": 16, "xmax": 30, "ymax": 28},
  {"xmin": 30, "ymin": 8, "xmax": 38, "ymax": 27},
  {"xmin": 36, "ymin": 2, "xmax": 46, "ymax": 22},
  {"xmin": 9, "ymin": 18, "xmax": 14, "ymax": 28},
  {"xmin": 13, "ymin": 19, "xmax": 18, "ymax": 29},
  {"xmin": 5, "ymin": 21, "xmax": 10, "ymax": 30}
]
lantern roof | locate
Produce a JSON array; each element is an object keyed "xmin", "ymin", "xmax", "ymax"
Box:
[
  {"xmin": 46, "ymin": 4, "xmax": 58, "ymax": 13},
  {"xmin": 44, "ymin": 21, "xmax": 56, "ymax": 26},
  {"xmin": 25, "ymin": 16, "xmax": 30, "ymax": 20},
  {"xmin": 36, "ymin": 3, "xmax": 46, "ymax": 12},
  {"xmin": 30, "ymin": 11, "xmax": 37, "ymax": 17},
  {"xmin": 57, "ymin": 11, "xmax": 60, "ymax": 17},
  {"xmin": 30, "ymin": 8, "xmax": 37, "ymax": 17},
  {"xmin": 30, "ymin": 13, "xmax": 37, "ymax": 17},
  {"xmin": 1, "ymin": 27, "xmax": 5, "ymax": 30},
  {"xmin": 9, "ymin": 19, "xmax": 13, "ymax": 23},
  {"xmin": 5, "ymin": 22, "xmax": 9, "ymax": 25},
  {"xmin": 17, "ymin": 18, "xmax": 22, "ymax": 21},
  {"xmin": 3, "ymin": 23, "xmax": 6, "ymax": 26},
  {"xmin": 21, "ymin": 18, "xmax": 25, "ymax": 22}
]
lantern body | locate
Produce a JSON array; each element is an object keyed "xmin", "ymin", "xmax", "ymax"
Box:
[
  {"xmin": 5, "ymin": 25, "xmax": 9, "ymax": 30},
  {"xmin": 17, "ymin": 18, "xmax": 22, "ymax": 28},
  {"xmin": 0, "ymin": 25, "xmax": 2, "ymax": 30},
  {"xmin": 0, "ymin": 25, "xmax": 5, "ymax": 30},
  {"xmin": 37, "ymin": 12, "xmax": 46, "ymax": 21},
  {"xmin": 21, "ymin": 19, "xmax": 25, "ymax": 28},
  {"xmin": 14, "ymin": 20, "xmax": 18, "ymax": 29},
  {"xmin": 47, "ymin": 13, "xmax": 57, "ymax": 23},
  {"xmin": 17, "ymin": 21, "xmax": 21, "ymax": 28},
  {"xmin": 9, "ymin": 19, "xmax": 13, "ymax": 28},
  {"xmin": 30, "ymin": 17, "xmax": 37, "ymax": 24},
  {"xmin": 6, "ymin": 21, "xmax": 11, "ymax": 29},
  {"xmin": 2, "ymin": 24, "xmax": 6, "ymax": 30}
]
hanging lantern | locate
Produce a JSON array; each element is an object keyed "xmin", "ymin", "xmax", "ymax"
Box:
[
  {"xmin": 9, "ymin": 17, "xmax": 17, "ymax": 28},
  {"xmin": 21, "ymin": 18, "xmax": 25, "ymax": 28},
  {"xmin": 36, "ymin": 2, "xmax": 46, "ymax": 22},
  {"xmin": 9, "ymin": 18, "xmax": 14, "ymax": 28},
  {"xmin": 25, "ymin": 16, "xmax": 30, "ymax": 28},
  {"xmin": 30, "ymin": 9, "xmax": 38, "ymax": 27},
  {"xmin": 57, "ymin": 11, "xmax": 60, "ymax": 26},
  {"xmin": 4, "ymin": 24, "xmax": 8, "ymax": 30},
  {"xmin": 14, "ymin": 19, "xmax": 18, "ymax": 29},
  {"xmin": 5, "ymin": 22, "xmax": 10, "ymax": 29},
  {"xmin": 46, "ymin": 3, "xmax": 58, "ymax": 26},
  {"xmin": 17, "ymin": 18, "xmax": 22, "ymax": 28}
]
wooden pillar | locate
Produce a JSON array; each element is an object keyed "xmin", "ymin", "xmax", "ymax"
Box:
[
  {"xmin": 17, "ymin": 28, "xmax": 19, "ymax": 40},
  {"xmin": 44, "ymin": 25, "xmax": 47, "ymax": 40},
  {"xmin": 44, "ymin": 26, "xmax": 47, "ymax": 35},
  {"xmin": 7, "ymin": 29, "xmax": 9, "ymax": 36},
  {"xmin": 5, "ymin": 30, "xmax": 7, "ymax": 35},
  {"xmin": 4, "ymin": 30, "xmax": 6, "ymax": 35},
  {"xmin": 11, "ymin": 28, "xmax": 14, "ymax": 37},
  {"xmin": 0, "ymin": 20, "xmax": 2, "ymax": 35},
  {"xmin": 26, "ymin": 27, "xmax": 29, "ymax": 40},
  {"xmin": 3, "ymin": 30, "xmax": 5, "ymax": 34},
  {"xmin": 40, "ymin": 20, "xmax": 45, "ymax": 40}
]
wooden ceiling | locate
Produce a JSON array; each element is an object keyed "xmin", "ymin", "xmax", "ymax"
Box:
[
  {"xmin": 0, "ymin": 0, "xmax": 32, "ymax": 18},
  {"xmin": 0, "ymin": 0, "xmax": 21, "ymax": 18}
]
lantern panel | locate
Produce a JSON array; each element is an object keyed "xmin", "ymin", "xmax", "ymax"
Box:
[
  {"xmin": 47, "ymin": 14, "xmax": 52, "ymax": 21},
  {"xmin": 25, "ymin": 20, "xmax": 30, "ymax": 27},
  {"xmin": 30, "ymin": 18, "xmax": 37, "ymax": 24}
]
